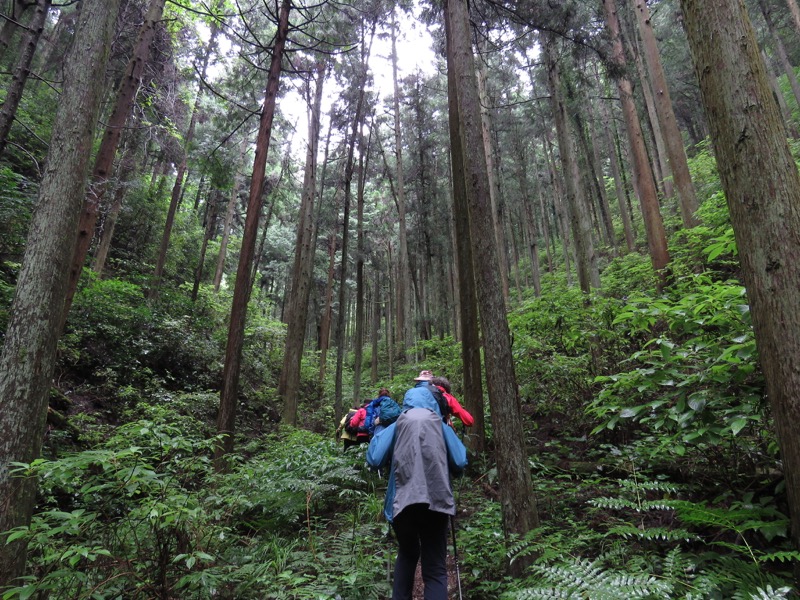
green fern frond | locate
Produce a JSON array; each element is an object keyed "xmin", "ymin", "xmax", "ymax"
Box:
[
  {"xmin": 737, "ymin": 585, "xmax": 794, "ymax": 600},
  {"xmin": 607, "ymin": 524, "xmax": 697, "ymax": 542},
  {"xmin": 588, "ymin": 497, "xmax": 641, "ymax": 511},
  {"xmin": 617, "ymin": 479, "xmax": 680, "ymax": 494},
  {"xmin": 508, "ymin": 558, "xmax": 672, "ymax": 599},
  {"xmin": 757, "ymin": 551, "xmax": 800, "ymax": 563}
]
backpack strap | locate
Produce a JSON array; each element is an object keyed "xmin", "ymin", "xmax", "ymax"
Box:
[{"xmin": 427, "ymin": 383, "xmax": 450, "ymax": 421}]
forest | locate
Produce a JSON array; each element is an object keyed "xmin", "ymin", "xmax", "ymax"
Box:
[{"xmin": 2, "ymin": 0, "xmax": 800, "ymax": 597}]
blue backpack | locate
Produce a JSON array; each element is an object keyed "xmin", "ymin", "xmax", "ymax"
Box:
[{"xmin": 378, "ymin": 397, "xmax": 402, "ymax": 426}]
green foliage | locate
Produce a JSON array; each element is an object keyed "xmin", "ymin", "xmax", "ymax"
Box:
[
  {"xmin": 588, "ymin": 273, "xmax": 766, "ymax": 460},
  {"xmin": 600, "ymin": 252, "xmax": 659, "ymax": 298},
  {"xmin": 0, "ymin": 167, "xmax": 34, "ymax": 263},
  {"xmin": 669, "ymin": 191, "xmax": 738, "ymax": 277},
  {"xmin": 3, "ymin": 421, "xmax": 390, "ymax": 599},
  {"xmin": 508, "ymin": 283, "xmax": 626, "ymax": 435},
  {"xmin": 505, "ymin": 558, "xmax": 672, "ymax": 599},
  {"xmin": 686, "ymin": 139, "xmax": 721, "ymax": 201},
  {"xmin": 411, "ymin": 335, "xmax": 464, "ymax": 383}
]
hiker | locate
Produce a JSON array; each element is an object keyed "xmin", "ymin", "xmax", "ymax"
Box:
[
  {"xmin": 337, "ymin": 401, "xmax": 370, "ymax": 449},
  {"xmin": 431, "ymin": 375, "xmax": 474, "ymax": 428},
  {"xmin": 407, "ymin": 369, "xmax": 451, "ymax": 422},
  {"xmin": 367, "ymin": 370, "xmax": 468, "ymax": 600},
  {"xmin": 337, "ymin": 406, "xmax": 359, "ymax": 450},
  {"xmin": 365, "ymin": 387, "xmax": 401, "ymax": 437}
]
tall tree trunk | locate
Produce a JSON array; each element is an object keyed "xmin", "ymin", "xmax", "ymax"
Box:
[
  {"xmin": 601, "ymin": 96, "xmax": 636, "ymax": 252},
  {"xmin": 572, "ymin": 95, "xmax": 617, "ymax": 253},
  {"xmin": 0, "ymin": 0, "xmax": 120, "ymax": 583},
  {"xmin": 681, "ymin": 0, "xmax": 800, "ymax": 559},
  {"xmin": 215, "ymin": 138, "xmax": 247, "ymax": 292},
  {"xmin": 390, "ymin": 9, "xmax": 411, "ymax": 363},
  {"xmin": 0, "ymin": 0, "xmax": 30, "ymax": 63},
  {"xmin": 63, "ymin": 0, "xmax": 167, "ymax": 324},
  {"xmin": 759, "ymin": 0, "xmax": 800, "ymax": 114},
  {"xmin": 191, "ymin": 188, "xmax": 219, "ymax": 301},
  {"xmin": 0, "ymin": 0, "xmax": 50, "ymax": 158},
  {"xmin": 626, "ymin": 31, "xmax": 673, "ymax": 200},
  {"xmin": 214, "ymin": 0, "xmax": 290, "ymax": 471},
  {"xmin": 280, "ymin": 63, "xmax": 326, "ymax": 426},
  {"xmin": 149, "ymin": 14, "xmax": 219, "ymax": 299},
  {"xmin": 535, "ymin": 158, "xmax": 555, "ymax": 274},
  {"xmin": 603, "ymin": 0, "xmax": 670, "ymax": 275},
  {"xmin": 763, "ymin": 49, "xmax": 800, "ymax": 139},
  {"xmin": 352, "ymin": 118, "xmax": 371, "ymax": 404},
  {"xmin": 445, "ymin": 0, "xmax": 537, "ymax": 568},
  {"xmin": 476, "ymin": 59, "xmax": 511, "ymax": 305},
  {"xmin": 92, "ymin": 130, "xmax": 142, "ymax": 275},
  {"xmin": 544, "ymin": 34, "xmax": 600, "ymax": 293},
  {"xmin": 370, "ymin": 267, "xmax": 380, "ymax": 384},
  {"xmin": 786, "ymin": 0, "xmax": 800, "ymax": 36},
  {"xmin": 445, "ymin": 10, "xmax": 486, "ymax": 453},
  {"xmin": 334, "ymin": 25, "xmax": 373, "ymax": 424},
  {"xmin": 318, "ymin": 229, "xmax": 336, "ymax": 382},
  {"xmin": 543, "ymin": 132, "xmax": 573, "ymax": 284},
  {"xmin": 632, "ymin": 0, "xmax": 699, "ymax": 227}
]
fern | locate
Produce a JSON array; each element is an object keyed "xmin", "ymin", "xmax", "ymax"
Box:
[
  {"xmin": 738, "ymin": 585, "xmax": 794, "ymax": 600},
  {"xmin": 505, "ymin": 558, "xmax": 672, "ymax": 599},
  {"xmin": 757, "ymin": 551, "xmax": 800, "ymax": 563},
  {"xmin": 607, "ymin": 524, "xmax": 697, "ymax": 542}
]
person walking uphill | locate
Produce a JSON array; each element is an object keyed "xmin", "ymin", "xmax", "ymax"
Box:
[{"xmin": 367, "ymin": 370, "xmax": 468, "ymax": 600}]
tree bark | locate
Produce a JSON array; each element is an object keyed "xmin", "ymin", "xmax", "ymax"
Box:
[
  {"xmin": 603, "ymin": 0, "xmax": 670, "ymax": 275},
  {"xmin": 92, "ymin": 131, "xmax": 142, "ymax": 275},
  {"xmin": 0, "ymin": 0, "xmax": 120, "ymax": 583},
  {"xmin": 190, "ymin": 188, "xmax": 220, "ymax": 301},
  {"xmin": 318, "ymin": 229, "xmax": 336, "ymax": 382},
  {"xmin": 0, "ymin": 0, "xmax": 50, "ymax": 158},
  {"xmin": 334, "ymin": 24, "xmax": 372, "ymax": 424},
  {"xmin": 445, "ymin": 11, "xmax": 486, "ymax": 452},
  {"xmin": 680, "ymin": 0, "xmax": 800, "ymax": 558},
  {"xmin": 0, "ymin": 0, "xmax": 31, "ymax": 63},
  {"xmin": 476, "ymin": 59, "xmax": 511, "ymax": 305},
  {"xmin": 626, "ymin": 31, "xmax": 673, "ymax": 200},
  {"xmin": 786, "ymin": 0, "xmax": 800, "ymax": 36},
  {"xmin": 150, "ymin": 12, "xmax": 220, "ymax": 299},
  {"xmin": 390, "ymin": 9, "xmax": 411, "ymax": 363},
  {"xmin": 63, "ymin": 0, "xmax": 167, "ymax": 324},
  {"xmin": 445, "ymin": 0, "xmax": 537, "ymax": 568},
  {"xmin": 280, "ymin": 62, "xmax": 326, "ymax": 426},
  {"xmin": 762, "ymin": 49, "xmax": 800, "ymax": 139},
  {"xmin": 758, "ymin": 0, "xmax": 800, "ymax": 115},
  {"xmin": 352, "ymin": 117, "xmax": 371, "ymax": 404},
  {"xmin": 601, "ymin": 95, "xmax": 636, "ymax": 252},
  {"xmin": 632, "ymin": 0, "xmax": 699, "ymax": 227},
  {"xmin": 544, "ymin": 33, "xmax": 600, "ymax": 293},
  {"xmin": 214, "ymin": 0, "xmax": 290, "ymax": 471},
  {"xmin": 215, "ymin": 138, "xmax": 247, "ymax": 292}
]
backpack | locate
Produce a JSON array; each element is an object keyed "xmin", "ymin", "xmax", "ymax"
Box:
[
  {"xmin": 428, "ymin": 383, "xmax": 451, "ymax": 421},
  {"xmin": 344, "ymin": 409, "xmax": 359, "ymax": 435},
  {"xmin": 378, "ymin": 397, "xmax": 402, "ymax": 427}
]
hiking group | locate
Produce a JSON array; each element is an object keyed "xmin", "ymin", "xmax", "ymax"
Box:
[{"xmin": 339, "ymin": 370, "xmax": 472, "ymax": 600}]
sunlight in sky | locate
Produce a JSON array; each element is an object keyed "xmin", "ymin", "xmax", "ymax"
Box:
[{"xmin": 281, "ymin": 9, "xmax": 440, "ymax": 160}]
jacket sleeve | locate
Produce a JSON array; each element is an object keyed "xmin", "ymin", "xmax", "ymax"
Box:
[
  {"xmin": 445, "ymin": 392, "xmax": 474, "ymax": 427},
  {"xmin": 442, "ymin": 423, "xmax": 468, "ymax": 474},
  {"xmin": 366, "ymin": 422, "xmax": 396, "ymax": 469}
]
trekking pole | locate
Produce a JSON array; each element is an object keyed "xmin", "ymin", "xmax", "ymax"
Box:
[{"xmin": 451, "ymin": 514, "xmax": 464, "ymax": 600}]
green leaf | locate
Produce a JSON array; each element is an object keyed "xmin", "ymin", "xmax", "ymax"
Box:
[{"xmin": 730, "ymin": 418, "xmax": 747, "ymax": 436}]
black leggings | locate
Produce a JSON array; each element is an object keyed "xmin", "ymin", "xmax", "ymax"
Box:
[{"xmin": 391, "ymin": 504, "xmax": 449, "ymax": 600}]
